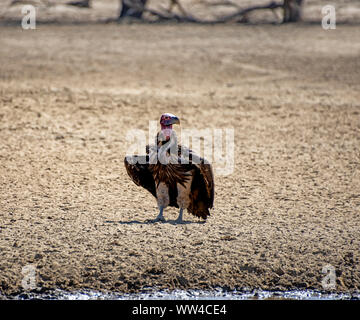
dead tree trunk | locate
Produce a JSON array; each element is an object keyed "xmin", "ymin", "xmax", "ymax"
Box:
[
  {"xmin": 283, "ymin": 0, "xmax": 304, "ymax": 23},
  {"xmin": 118, "ymin": 0, "xmax": 148, "ymax": 19}
]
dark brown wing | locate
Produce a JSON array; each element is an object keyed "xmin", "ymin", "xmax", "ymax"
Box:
[
  {"xmin": 196, "ymin": 162, "xmax": 214, "ymax": 209},
  {"xmin": 178, "ymin": 145, "xmax": 215, "ymax": 219},
  {"xmin": 124, "ymin": 155, "xmax": 156, "ymax": 198}
]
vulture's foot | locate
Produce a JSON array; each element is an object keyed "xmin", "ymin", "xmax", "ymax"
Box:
[
  {"xmin": 173, "ymin": 208, "xmax": 184, "ymax": 224},
  {"xmin": 147, "ymin": 211, "xmax": 165, "ymax": 223},
  {"xmin": 147, "ymin": 207, "xmax": 165, "ymax": 223},
  {"xmin": 173, "ymin": 218, "xmax": 186, "ymax": 224},
  {"xmin": 146, "ymin": 218, "xmax": 165, "ymax": 224},
  {"xmin": 152, "ymin": 216, "xmax": 166, "ymax": 223}
]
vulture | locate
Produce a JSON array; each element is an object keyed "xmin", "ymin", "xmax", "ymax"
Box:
[{"xmin": 124, "ymin": 113, "xmax": 214, "ymax": 224}]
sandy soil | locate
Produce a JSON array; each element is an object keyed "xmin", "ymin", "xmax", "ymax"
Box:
[{"xmin": 0, "ymin": 22, "xmax": 359, "ymax": 296}]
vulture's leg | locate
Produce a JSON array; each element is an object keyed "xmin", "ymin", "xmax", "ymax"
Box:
[
  {"xmin": 153, "ymin": 206, "xmax": 165, "ymax": 222},
  {"xmin": 175, "ymin": 175, "xmax": 192, "ymax": 224},
  {"xmin": 175, "ymin": 208, "xmax": 184, "ymax": 224},
  {"xmin": 151, "ymin": 182, "xmax": 169, "ymax": 222}
]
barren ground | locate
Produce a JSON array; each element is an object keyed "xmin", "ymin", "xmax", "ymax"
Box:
[{"xmin": 0, "ymin": 22, "xmax": 359, "ymax": 296}]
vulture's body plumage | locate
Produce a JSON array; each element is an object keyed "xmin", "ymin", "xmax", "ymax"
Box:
[{"xmin": 124, "ymin": 113, "xmax": 214, "ymax": 223}]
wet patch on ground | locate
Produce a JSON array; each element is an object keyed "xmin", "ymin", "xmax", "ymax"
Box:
[{"xmin": 3, "ymin": 288, "xmax": 360, "ymax": 300}]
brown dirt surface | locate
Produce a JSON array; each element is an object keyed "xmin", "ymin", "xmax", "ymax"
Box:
[{"xmin": 0, "ymin": 21, "xmax": 360, "ymax": 296}]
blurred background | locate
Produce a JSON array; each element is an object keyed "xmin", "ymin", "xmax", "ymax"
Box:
[{"xmin": 0, "ymin": 0, "xmax": 359, "ymax": 25}]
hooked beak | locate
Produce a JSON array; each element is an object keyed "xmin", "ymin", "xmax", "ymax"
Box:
[{"xmin": 171, "ymin": 115, "xmax": 180, "ymax": 125}]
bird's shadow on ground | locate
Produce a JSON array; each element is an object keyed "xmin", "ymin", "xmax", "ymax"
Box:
[{"xmin": 106, "ymin": 219, "xmax": 206, "ymax": 225}]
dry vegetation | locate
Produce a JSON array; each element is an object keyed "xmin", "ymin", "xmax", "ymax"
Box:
[{"xmin": 0, "ymin": 1, "xmax": 359, "ymax": 297}]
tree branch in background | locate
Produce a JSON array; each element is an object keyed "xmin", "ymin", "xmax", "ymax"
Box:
[
  {"xmin": 212, "ymin": 1, "xmax": 283, "ymax": 23},
  {"xmin": 283, "ymin": 0, "xmax": 304, "ymax": 23},
  {"xmin": 118, "ymin": 0, "xmax": 199, "ymax": 22},
  {"xmin": 199, "ymin": 0, "xmax": 240, "ymax": 9},
  {"xmin": 167, "ymin": 0, "xmax": 189, "ymax": 17},
  {"xmin": 118, "ymin": 0, "xmax": 304, "ymax": 24},
  {"xmin": 66, "ymin": 0, "xmax": 91, "ymax": 9},
  {"xmin": 118, "ymin": 0, "xmax": 147, "ymax": 19}
]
